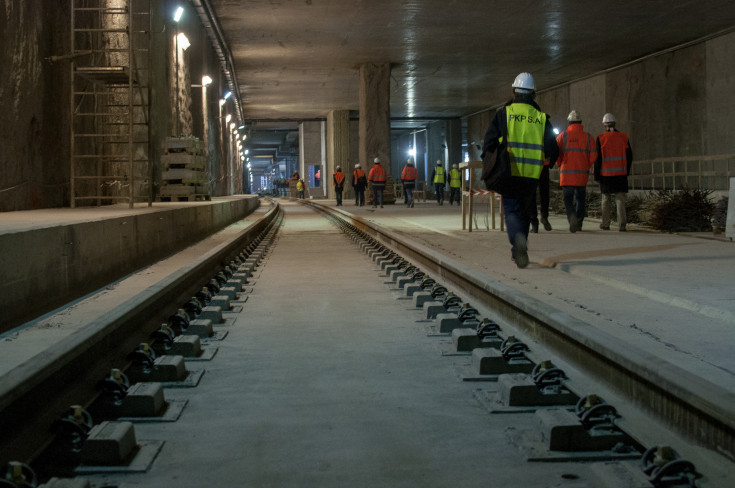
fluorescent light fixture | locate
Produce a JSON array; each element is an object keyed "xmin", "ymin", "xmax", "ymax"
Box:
[
  {"xmin": 244, "ymin": 149, "xmax": 249, "ymax": 155},
  {"xmin": 238, "ymin": 125, "xmax": 245, "ymax": 130},
  {"xmin": 173, "ymin": 6, "xmax": 184, "ymax": 22},
  {"xmin": 219, "ymin": 99, "xmax": 226, "ymax": 106},
  {"xmin": 225, "ymin": 114, "xmax": 232, "ymax": 123},
  {"xmin": 230, "ymin": 123, "xmax": 236, "ymax": 130},
  {"xmin": 202, "ymin": 75, "xmax": 213, "ymax": 86},
  {"xmin": 553, "ymin": 128, "xmax": 560, "ymax": 135},
  {"xmin": 176, "ymin": 33, "xmax": 190, "ymax": 51},
  {"xmin": 223, "ymin": 91, "xmax": 232, "ymax": 100}
]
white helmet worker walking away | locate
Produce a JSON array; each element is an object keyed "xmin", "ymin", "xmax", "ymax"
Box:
[
  {"xmin": 567, "ymin": 110, "xmax": 582, "ymax": 122},
  {"xmin": 512, "ymin": 72, "xmax": 535, "ymax": 93},
  {"xmin": 602, "ymin": 113, "xmax": 616, "ymax": 125}
]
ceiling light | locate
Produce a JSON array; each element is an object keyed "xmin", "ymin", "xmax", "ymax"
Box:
[
  {"xmin": 225, "ymin": 114, "xmax": 231, "ymax": 123},
  {"xmin": 223, "ymin": 91, "xmax": 232, "ymax": 100},
  {"xmin": 230, "ymin": 123, "xmax": 236, "ymax": 130},
  {"xmin": 202, "ymin": 75, "xmax": 213, "ymax": 86},
  {"xmin": 219, "ymin": 99, "xmax": 226, "ymax": 106},
  {"xmin": 173, "ymin": 6, "xmax": 184, "ymax": 22}
]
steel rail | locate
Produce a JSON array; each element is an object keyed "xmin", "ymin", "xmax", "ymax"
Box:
[
  {"xmin": 307, "ymin": 201, "xmax": 735, "ymax": 461},
  {"xmin": 0, "ymin": 204, "xmax": 282, "ymax": 467}
]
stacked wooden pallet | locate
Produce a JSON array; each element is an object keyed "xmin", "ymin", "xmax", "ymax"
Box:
[{"xmin": 158, "ymin": 137, "xmax": 210, "ymax": 202}]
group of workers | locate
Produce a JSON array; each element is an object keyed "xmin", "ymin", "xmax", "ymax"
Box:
[
  {"xmin": 295, "ymin": 71, "xmax": 631, "ymax": 271},
  {"xmin": 481, "ymin": 71, "xmax": 633, "ymax": 269}
]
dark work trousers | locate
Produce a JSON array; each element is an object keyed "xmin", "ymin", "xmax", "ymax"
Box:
[
  {"xmin": 532, "ymin": 165, "xmax": 550, "ymax": 225},
  {"xmin": 335, "ymin": 188, "xmax": 343, "ymax": 206},
  {"xmin": 502, "ymin": 192, "xmax": 536, "ymax": 256},
  {"xmin": 434, "ymin": 184, "xmax": 445, "ymax": 204},
  {"xmin": 355, "ymin": 188, "xmax": 365, "ymax": 206},
  {"xmin": 562, "ymin": 186, "xmax": 587, "ymax": 225}
]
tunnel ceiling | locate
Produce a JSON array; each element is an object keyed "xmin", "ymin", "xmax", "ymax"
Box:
[{"xmin": 209, "ymin": 0, "xmax": 735, "ymax": 159}]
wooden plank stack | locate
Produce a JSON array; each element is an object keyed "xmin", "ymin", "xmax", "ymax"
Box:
[{"xmin": 158, "ymin": 137, "xmax": 210, "ymax": 202}]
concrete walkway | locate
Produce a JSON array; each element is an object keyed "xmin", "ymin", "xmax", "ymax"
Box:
[{"xmin": 326, "ymin": 198, "xmax": 735, "ymax": 394}]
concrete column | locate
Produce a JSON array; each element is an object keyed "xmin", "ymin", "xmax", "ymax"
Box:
[
  {"xmin": 327, "ymin": 110, "xmax": 350, "ymax": 201},
  {"xmin": 359, "ymin": 63, "xmax": 391, "ymax": 173},
  {"xmin": 299, "ymin": 121, "xmax": 326, "ymax": 198},
  {"xmin": 446, "ymin": 118, "xmax": 463, "ymax": 166}
]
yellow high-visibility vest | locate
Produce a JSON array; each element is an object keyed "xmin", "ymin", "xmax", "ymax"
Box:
[{"xmin": 505, "ymin": 104, "xmax": 546, "ymax": 179}]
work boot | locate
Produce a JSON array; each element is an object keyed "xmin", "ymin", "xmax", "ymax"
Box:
[
  {"xmin": 569, "ymin": 215, "xmax": 578, "ymax": 233},
  {"xmin": 540, "ymin": 216, "xmax": 552, "ymax": 231},
  {"xmin": 513, "ymin": 234, "xmax": 529, "ymax": 269},
  {"xmin": 619, "ymin": 224, "xmax": 626, "ymax": 232},
  {"xmin": 599, "ymin": 224, "xmax": 610, "ymax": 230},
  {"xmin": 531, "ymin": 220, "xmax": 539, "ymax": 233}
]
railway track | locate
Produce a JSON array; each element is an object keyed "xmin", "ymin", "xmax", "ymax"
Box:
[{"xmin": 1, "ymin": 199, "xmax": 733, "ymax": 487}]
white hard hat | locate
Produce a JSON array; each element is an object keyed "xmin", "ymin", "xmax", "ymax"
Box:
[
  {"xmin": 336, "ymin": 166, "xmax": 341, "ymax": 171},
  {"xmin": 373, "ymin": 157, "xmax": 380, "ymax": 163},
  {"xmin": 355, "ymin": 163, "xmax": 361, "ymax": 168},
  {"xmin": 453, "ymin": 164, "xmax": 459, "ymax": 168},
  {"xmin": 567, "ymin": 110, "xmax": 581, "ymax": 122},
  {"xmin": 436, "ymin": 160, "xmax": 442, "ymax": 165},
  {"xmin": 602, "ymin": 113, "xmax": 616, "ymax": 124},
  {"xmin": 512, "ymin": 72, "xmax": 535, "ymax": 92}
]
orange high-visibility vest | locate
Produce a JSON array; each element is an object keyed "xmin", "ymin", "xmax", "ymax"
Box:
[
  {"xmin": 598, "ymin": 130, "xmax": 629, "ymax": 177},
  {"xmin": 556, "ymin": 124, "xmax": 596, "ymax": 186},
  {"xmin": 402, "ymin": 166, "xmax": 418, "ymax": 180},
  {"xmin": 369, "ymin": 164, "xmax": 387, "ymax": 183},
  {"xmin": 333, "ymin": 171, "xmax": 345, "ymax": 186}
]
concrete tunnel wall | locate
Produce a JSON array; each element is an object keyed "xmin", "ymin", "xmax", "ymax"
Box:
[
  {"xmin": 0, "ymin": 0, "xmax": 239, "ymax": 212},
  {"xmin": 467, "ymin": 29, "xmax": 735, "ymax": 191}
]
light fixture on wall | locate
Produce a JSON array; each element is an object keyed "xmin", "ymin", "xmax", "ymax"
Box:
[
  {"xmin": 225, "ymin": 114, "xmax": 232, "ymax": 124},
  {"xmin": 173, "ymin": 6, "xmax": 184, "ymax": 22},
  {"xmin": 202, "ymin": 75, "xmax": 213, "ymax": 86},
  {"xmin": 223, "ymin": 91, "xmax": 232, "ymax": 100}
]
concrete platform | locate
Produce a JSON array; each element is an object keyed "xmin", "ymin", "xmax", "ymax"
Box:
[
  {"xmin": 325, "ymin": 198, "xmax": 735, "ymax": 394},
  {"xmin": 0, "ymin": 196, "xmax": 260, "ymax": 331}
]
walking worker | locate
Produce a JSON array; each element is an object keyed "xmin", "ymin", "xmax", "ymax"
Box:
[
  {"xmin": 480, "ymin": 72, "xmax": 559, "ymax": 269},
  {"xmin": 333, "ymin": 165, "xmax": 345, "ymax": 206},
  {"xmin": 430, "ymin": 160, "xmax": 446, "ymax": 205},
  {"xmin": 296, "ymin": 177, "xmax": 305, "ymax": 199},
  {"xmin": 449, "ymin": 163, "xmax": 462, "ymax": 206},
  {"xmin": 352, "ymin": 163, "xmax": 367, "ymax": 206},
  {"xmin": 531, "ymin": 156, "xmax": 553, "ymax": 233},
  {"xmin": 368, "ymin": 157, "xmax": 387, "ymax": 208},
  {"xmin": 594, "ymin": 113, "xmax": 633, "ymax": 231},
  {"xmin": 556, "ymin": 110, "xmax": 597, "ymax": 232},
  {"xmin": 401, "ymin": 157, "xmax": 418, "ymax": 207}
]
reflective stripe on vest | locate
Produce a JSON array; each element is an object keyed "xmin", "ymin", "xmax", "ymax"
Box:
[
  {"xmin": 333, "ymin": 172, "xmax": 345, "ymax": 186},
  {"xmin": 369, "ymin": 164, "xmax": 387, "ymax": 182},
  {"xmin": 433, "ymin": 166, "xmax": 445, "ymax": 184},
  {"xmin": 449, "ymin": 169, "xmax": 461, "ymax": 187},
  {"xmin": 402, "ymin": 166, "xmax": 418, "ymax": 180},
  {"xmin": 558, "ymin": 126, "xmax": 596, "ymax": 186},
  {"xmin": 598, "ymin": 131, "xmax": 629, "ymax": 176},
  {"xmin": 506, "ymin": 104, "xmax": 546, "ymax": 179}
]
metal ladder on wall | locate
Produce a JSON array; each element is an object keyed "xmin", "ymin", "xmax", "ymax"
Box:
[{"xmin": 70, "ymin": 0, "xmax": 151, "ymax": 208}]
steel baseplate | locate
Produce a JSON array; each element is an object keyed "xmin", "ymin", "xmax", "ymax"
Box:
[
  {"xmin": 473, "ymin": 388, "xmax": 578, "ymax": 414},
  {"xmin": 506, "ymin": 426, "xmax": 642, "ymax": 462},
  {"xmin": 74, "ymin": 440, "xmax": 164, "ymax": 474},
  {"xmin": 160, "ymin": 369, "xmax": 205, "ymax": 388},
  {"xmin": 201, "ymin": 330, "xmax": 229, "ymax": 342},
  {"xmin": 118, "ymin": 399, "xmax": 188, "ymax": 423},
  {"xmin": 183, "ymin": 346, "xmax": 218, "ymax": 361}
]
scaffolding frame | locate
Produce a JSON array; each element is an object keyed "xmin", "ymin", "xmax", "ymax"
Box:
[{"xmin": 70, "ymin": 0, "xmax": 152, "ymax": 208}]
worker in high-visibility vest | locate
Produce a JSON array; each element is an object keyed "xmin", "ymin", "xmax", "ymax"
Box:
[
  {"xmin": 296, "ymin": 178, "xmax": 305, "ymax": 199},
  {"xmin": 430, "ymin": 160, "xmax": 446, "ymax": 205},
  {"xmin": 556, "ymin": 110, "xmax": 597, "ymax": 233},
  {"xmin": 449, "ymin": 164, "xmax": 461, "ymax": 206},
  {"xmin": 333, "ymin": 165, "xmax": 345, "ymax": 206},
  {"xmin": 401, "ymin": 157, "xmax": 418, "ymax": 208},
  {"xmin": 368, "ymin": 157, "xmax": 387, "ymax": 208},
  {"xmin": 352, "ymin": 164, "xmax": 367, "ymax": 206},
  {"xmin": 594, "ymin": 113, "xmax": 633, "ymax": 231},
  {"xmin": 480, "ymin": 72, "xmax": 559, "ymax": 269}
]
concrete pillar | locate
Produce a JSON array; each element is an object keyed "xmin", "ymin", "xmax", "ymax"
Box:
[
  {"xmin": 359, "ymin": 63, "xmax": 391, "ymax": 173},
  {"xmin": 327, "ymin": 110, "xmax": 350, "ymax": 201},
  {"xmin": 446, "ymin": 118, "xmax": 463, "ymax": 166},
  {"xmin": 299, "ymin": 121, "xmax": 326, "ymax": 198}
]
